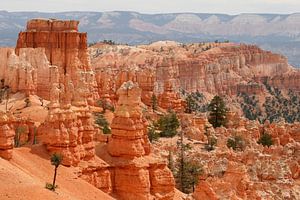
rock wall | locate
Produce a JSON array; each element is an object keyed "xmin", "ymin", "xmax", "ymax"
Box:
[
  {"xmin": 90, "ymin": 42, "xmax": 294, "ymax": 103},
  {"xmin": 0, "ymin": 19, "xmax": 99, "ymax": 103}
]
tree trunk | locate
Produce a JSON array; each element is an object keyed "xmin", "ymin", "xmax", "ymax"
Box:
[
  {"xmin": 52, "ymin": 166, "xmax": 58, "ymax": 190},
  {"xmin": 180, "ymin": 130, "xmax": 184, "ymax": 192}
]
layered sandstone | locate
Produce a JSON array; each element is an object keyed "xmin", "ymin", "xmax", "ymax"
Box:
[
  {"xmin": 108, "ymin": 81, "xmax": 150, "ymax": 157},
  {"xmin": 194, "ymin": 115, "xmax": 299, "ymax": 199},
  {"xmin": 100, "ymin": 81, "xmax": 175, "ymax": 200},
  {"xmin": 0, "ymin": 19, "xmax": 98, "ymax": 104},
  {"xmin": 0, "ymin": 112, "xmax": 15, "ymax": 160},
  {"xmin": 90, "ymin": 42, "xmax": 295, "ymax": 104}
]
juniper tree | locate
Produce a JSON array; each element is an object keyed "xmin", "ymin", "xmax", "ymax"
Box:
[
  {"xmin": 157, "ymin": 111, "xmax": 179, "ymax": 138},
  {"xmin": 208, "ymin": 95, "xmax": 228, "ymax": 128},
  {"xmin": 151, "ymin": 94, "xmax": 158, "ymax": 111},
  {"xmin": 185, "ymin": 94, "xmax": 197, "ymax": 114}
]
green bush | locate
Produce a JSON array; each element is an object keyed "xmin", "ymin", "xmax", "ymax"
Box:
[
  {"xmin": 185, "ymin": 94, "xmax": 197, "ymax": 114},
  {"xmin": 45, "ymin": 183, "xmax": 56, "ymax": 191},
  {"xmin": 147, "ymin": 125, "xmax": 159, "ymax": 143},
  {"xmin": 208, "ymin": 96, "xmax": 228, "ymax": 128},
  {"xmin": 175, "ymin": 159, "xmax": 203, "ymax": 193},
  {"xmin": 97, "ymin": 99, "xmax": 114, "ymax": 113},
  {"xmin": 205, "ymin": 136, "xmax": 217, "ymax": 151},
  {"xmin": 227, "ymin": 135, "xmax": 246, "ymax": 151},
  {"xmin": 258, "ymin": 133, "xmax": 273, "ymax": 147},
  {"xmin": 95, "ymin": 113, "xmax": 111, "ymax": 134},
  {"xmin": 157, "ymin": 112, "xmax": 180, "ymax": 138}
]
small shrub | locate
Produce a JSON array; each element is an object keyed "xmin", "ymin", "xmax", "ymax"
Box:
[
  {"xmin": 95, "ymin": 113, "xmax": 111, "ymax": 134},
  {"xmin": 148, "ymin": 125, "xmax": 159, "ymax": 143},
  {"xmin": 205, "ymin": 136, "xmax": 217, "ymax": 151},
  {"xmin": 45, "ymin": 183, "xmax": 57, "ymax": 191},
  {"xmin": 157, "ymin": 111, "xmax": 180, "ymax": 138},
  {"xmin": 97, "ymin": 99, "xmax": 114, "ymax": 113},
  {"xmin": 227, "ymin": 135, "xmax": 246, "ymax": 151},
  {"xmin": 258, "ymin": 133, "xmax": 273, "ymax": 147},
  {"xmin": 185, "ymin": 94, "xmax": 197, "ymax": 114},
  {"xmin": 14, "ymin": 126, "xmax": 26, "ymax": 148},
  {"xmin": 102, "ymin": 125, "xmax": 111, "ymax": 134}
]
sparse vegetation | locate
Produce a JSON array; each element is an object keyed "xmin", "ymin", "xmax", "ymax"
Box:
[
  {"xmin": 227, "ymin": 135, "xmax": 246, "ymax": 151},
  {"xmin": 47, "ymin": 153, "xmax": 63, "ymax": 191},
  {"xmin": 181, "ymin": 91, "xmax": 208, "ymax": 113},
  {"xmin": 151, "ymin": 94, "xmax": 158, "ymax": 111},
  {"xmin": 175, "ymin": 131, "xmax": 203, "ymax": 193},
  {"xmin": 205, "ymin": 136, "xmax": 217, "ymax": 151},
  {"xmin": 147, "ymin": 125, "xmax": 159, "ymax": 143},
  {"xmin": 258, "ymin": 131, "xmax": 273, "ymax": 147},
  {"xmin": 14, "ymin": 126, "xmax": 26, "ymax": 147},
  {"xmin": 95, "ymin": 113, "xmax": 111, "ymax": 134},
  {"xmin": 24, "ymin": 97, "xmax": 31, "ymax": 107},
  {"xmin": 185, "ymin": 94, "xmax": 197, "ymax": 114},
  {"xmin": 208, "ymin": 95, "xmax": 228, "ymax": 128},
  {"xmin": 238, "ymin": 92, "xmax": 262, "ymax": 122},
  {"xmin": 102, "ymin": 39, "xmax": 116, "ymax": 45},
  {"xmin": 156, "ymin": 111, "xmax": 180, "ymax": 138},
  {"xmin": 97, "ymin": 99, "xmax": 114, "ymax": 113}
]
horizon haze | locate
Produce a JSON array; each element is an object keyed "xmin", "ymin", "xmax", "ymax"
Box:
[{"xmin": 1, "ymin": 0, "xmax": 300, "ymax": 14}]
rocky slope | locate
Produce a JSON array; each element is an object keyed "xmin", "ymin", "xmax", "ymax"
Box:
[
  {"xmin": 90, "ymin": 41, "xmax": 299, "ymax": 103},
  {"xmin": 152, "ymin": 113, "xmax": 300, "ymax": 199}
]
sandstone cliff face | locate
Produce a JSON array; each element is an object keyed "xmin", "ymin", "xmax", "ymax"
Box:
[
  {"xmin": 0, "ymin": 19, "xmax": 98, "ymax": 103},
  {"xmin": 90, "ymin": 42, "xmax": 295, "ymax": 104}
]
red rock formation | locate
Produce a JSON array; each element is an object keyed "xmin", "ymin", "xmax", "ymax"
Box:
[
  {"xmin": 108, "ymin": 81, "xmax": 150, "ymax": 157},
  {"xmin": 158, "ymin": 80, "xmax": 184, "ymax": 112},
  {"xmin": 90, "ymin": 42, "xmax": 294, "ymax": 103},
  {"xmin": 101, "ymin": 81, "xmax": 175, "ymax": 200},
  {"xmin": 0, "ymin": 19, "xmax": 99, "ymax": 104},
  {"xmin": 236, "ymin": 81, "xmax": 264, "ymax": 95},
  {"xmin": 0, "ymin": 112, "xmax": 15, "ymax": 160},
  {"xmin": 16, "ymin": 19, "xmax": 89, "ymax": 72}
]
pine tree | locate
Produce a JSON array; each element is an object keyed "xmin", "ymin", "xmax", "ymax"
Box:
[
  {"xmin": 95, "ymin": 113, "xmax": 111, "ymax": 134},
  {"xmin": 175, "ymin": 131, "xmax": 202, "ymax": 193},
  {"xmin": 151, "ymin": 94, "xmax": 158, "ymax": 111},
  {"xmin": 49, "ymin": 153, "xmax": 63, "ymax": 191},
  {"xmin": 157, "ymin": 111, "xmax": 179, "ymax": 137},
  {"xmin": 167, "ymin": 150, "xmax": 175, "ymax": 174},
  {"xmin": 208, "ymin": 95, "xmax": 228, "ymax": 128},
  {"xmin": 185, "ymin": 94, "xmax": 197, "ymax": 114}
]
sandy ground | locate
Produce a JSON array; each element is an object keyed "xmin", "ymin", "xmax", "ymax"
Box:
[
  {"xmin": 0, "ymin": 93, "xmax": 48, "ymax": 124},
  {"xmin": 0, "ymin": 145, "xmax": 115, "ymax": 200}
]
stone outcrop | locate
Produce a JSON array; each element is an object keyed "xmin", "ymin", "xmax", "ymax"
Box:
[
  {"xmin": 90, "ymin": 42, "xmax": 296, "ymax": 105},
  {"xmin": 189, "ymin": 113, "xmax": 299, "ymax": 199},
  {"xmin": 108, "ymin": 81, "xmax": 150, "ymax": 157},
  {"xmin": 100, "ymin": 81, "xmax": 175, "ymax": 200},
  {"xmin": 0, "ymin": 112, "xmax": 15, "ymax": 160},
  {"xmin": 0, "ymin": 19, "xmax": 98, "ymax": 104},
  {"xmin": 158, "ymin": 80, "xmax": 184, "ymax": 112}
]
